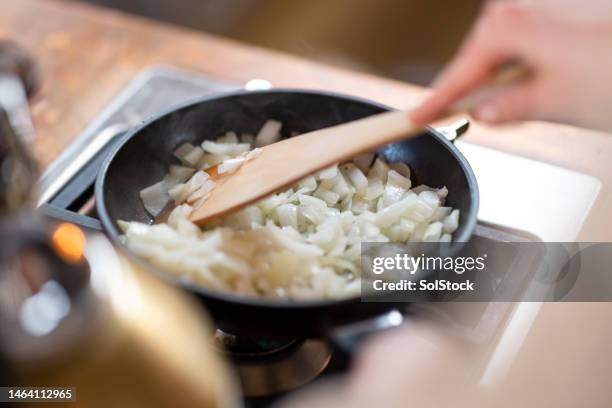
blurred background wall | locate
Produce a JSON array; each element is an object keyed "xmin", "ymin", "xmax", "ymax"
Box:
[{"xmin": 80, "ymin": 0, "xmax": 483, "ymax": 85}]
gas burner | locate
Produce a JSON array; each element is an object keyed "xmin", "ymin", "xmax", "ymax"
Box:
[
  {"xmin": 213, "ymin": 330, "xmax": 300, "ymax": 359},
  {"xmin": 212, "ymin": 330, "xmax": 332, "ymax": 397}
]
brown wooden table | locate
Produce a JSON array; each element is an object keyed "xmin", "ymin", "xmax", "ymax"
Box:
[{"xmin": 1, "ymin": 0, "xmax": 610, "ymax": 240}]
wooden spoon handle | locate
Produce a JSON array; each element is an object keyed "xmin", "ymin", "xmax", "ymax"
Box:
[
  {"xmin": 190, "ymin": 64, "xmax": 529, "ymax": 224},
  {"xmin": 267, "ymin": 64, "xmax": 530, "ymax": 167},
  {"xmin": 291, "ymin": 63, "xmax": 531, "ymax": 159},
  {"xmin": 449, "ymin": 63, "xmax": 530, "ymax": 114}
]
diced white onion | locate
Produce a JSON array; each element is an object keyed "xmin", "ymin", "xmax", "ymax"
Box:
[
  {"xmin": 390, "ymin": 161, "xmax": 411, "ymax": 178},
  {"xmin": 174, "ymin": 143, "xmax": 204, "ymax": 167},
  {"xmin": 345, "ymin": 164, "xmax": 368, "ymax": 194},
  {"xmin": 443, "ymin": 209, "xmax": 460, "ymax": 234},
  {"xmin": 314, "ymin": 186, "xmax": 340, "ymax": 206},
  {"xmin": 387, "ymin": 170, "xmax": 411, "ymax": 190},
  {"xmin": 245, "ymin": 147, "xmax": 263, "ymax": 161},
  {"xmin": 368, "ymin": 157, "xmax": 390, "ymax": 181},
  {"xmin": 353, "ymin": 153, "xmax": 374, "ymax": 173},
  {"xmin": 317, "ymin": 164, "xmax": 338, "ymax": 180},
  {"xmin": 297, "ymin": 176, "xmax": 317, "ymax": 192},
  {"xmin": 168, "ymin": 204, "xmax": 193, "ymax": 228},
  {"xmin": 201, "ymin": 141, "xmax": 250, "ymax": 156},
  {"xmin": 276, "ymin": 203, "xmax": 299, "ymax": 229},
  {"xmin": 364, "ymin": 179, "xmax": 385, "ymax": 200},
  {"xmin": 187, "ymin": 180, "xmax": 216, "ymax": 204},
  {"xmin": 168, "ymin": 165, "xmax": 195, "ymax": 183},
  {"xmin": 217, "ymin": 131, "xmax": 239, "ymax": 144},
  {"xmin": 423, "ymin": 222, "xmax": 443, "ymax": 242},
  {"xmin": 182, "ymin": 146, "xmax": 204, "ymax": 167},
  {"xmin": 174, "ymin": 142, "xmax": 195, "ymax": 160},
  {"xmin": 218, "ymin": 156, "xmax": 246, "ymax": 174},
  {"xmin": 131, "ymin": 124, "xmax": 461, "ymax": 301},
  {"xmin": 255, "ymin": 120, "xmax": 282, "ymax": 147},
  {"xmin": 139, "ymin": 181, "xmax": 169, "ymax": 216}
]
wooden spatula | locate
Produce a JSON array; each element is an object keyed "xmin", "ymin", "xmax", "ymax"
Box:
[{"xmin": 190, "ymin": 65, "xmax": 528, "ymax": 225}]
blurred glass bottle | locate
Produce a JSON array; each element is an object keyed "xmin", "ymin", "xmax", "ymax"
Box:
[
  {"xmin": 0, "ymin": 40, "xmax": 39, "ymax": 214},
  {"xmin": 0, "ymin": 41, "xmax": 237, "ymax": 407}
]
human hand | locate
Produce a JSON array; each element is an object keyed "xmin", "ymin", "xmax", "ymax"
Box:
[{"xmin": 410, "ymin": 0, "xmax": 612, "ymax": 132}]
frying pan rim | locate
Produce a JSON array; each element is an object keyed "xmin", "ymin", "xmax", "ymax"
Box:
[{"xmin": 95, "ymin": 88, "xmax": 479, "ymax": 310}]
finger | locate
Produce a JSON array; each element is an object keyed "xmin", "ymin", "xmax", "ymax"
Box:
[
  {"xmin": 410, "ymin": 54, "xmax": 501, "ymax": 125},
  {"xmin": 410, "ymin": 43, "xmax": 506, "ymax": 124},
  {"xmin": 471, "ymin": 81, "xmax": 537, "ymax": 123},
  {"xmin": 411, "ymin": 3, "xmax": 530, "ymax": 125}
]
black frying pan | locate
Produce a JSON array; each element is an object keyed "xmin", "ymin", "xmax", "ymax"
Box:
[{"xmin": 95, "ymin": 90, "xmax": 479, "ymax": 337}]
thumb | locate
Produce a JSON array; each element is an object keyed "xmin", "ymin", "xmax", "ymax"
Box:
[{"xmin": 471, "ymin": 83, "xmax": 538, "ymax": 124}]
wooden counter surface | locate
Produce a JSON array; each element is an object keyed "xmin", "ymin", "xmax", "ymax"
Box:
[{"xmin": 1, "ymin": 0, "xmax": 610, "ymax": 240}]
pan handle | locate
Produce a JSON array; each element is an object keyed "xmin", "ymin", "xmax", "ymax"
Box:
[
  {"xmin": 432, "ymin": 118, "xmax": 470, "ymax": 143},
  {"xmin": 329, "ymin": 309, "xmax": 405, "ymax": 357}
]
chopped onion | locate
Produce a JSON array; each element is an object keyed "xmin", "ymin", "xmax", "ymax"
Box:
[
  {"xmin": 368, "ymin": 157, "xmax": 390, "ymax": 181},
  {"xmin": 297, "ymin": 176, "xmax": 317, "ymax": 192},
  {"xmin": 174, "ymin": 142, "xmax": 195, "ymax": 160},
  {"xmin": 375, "ymin": 194, "xmax": 418, "ymax": 227},
  {"xmin": 419, "ymin": 190, "xmax": 441, "ymax": 208},
  {"xmin": 354, "ymin": 153, "xmax": 375, "ymax": 173},
  {"xmin": 176, "ymin": 218, "xmax": 200, "ymax": 238},
  {"xmin": 187, "ymin": 179, "xmax": 216, "ymax": 204},
  {"xmin": 432, "ymin": 206, "xmax": 452, "ymax": 222},
  {"xmin": 258, "ymin": 194, "xmax": 285, "ymax": 214},
  {"xmin": 387, "ymin": 170, "xmax": 411, "ymax": 190},
  {"xmin": 130, "ymin": 123, "xmax": 461, "ymax": 301},
  {"xmin": 168, "ymin": 183, "xmax": 186, "ymax": 203},
  {"xmin": 437, "ymin": 186, "xmax": 449, "ymax": 199},
  {"xmin": 182, "ymin": 146, "xmax": 204, "ymax": 167},
  {"xmin": 174, "ymin": 143, "xmax": 204, "ymax": 167},
  {"xmin": 168, "ymin": 204, "xmax": 193, "ymax": 228},
  {"xmin": 201, "ymin": 141, "xmax": 250, "ymax": 156},
  {"xmin": 218, "ymin": 156, "xmax": 246, "ymax": 174},
  {"xmin": 197, "ymin": 153, "xmax": 228, "ymax": 170},
  {"xmin": 423, "ymin": 222, "xmax": 443, "ymax": 242},
  {"xmin": 139, "ymin": 181, "xmax": 170, "ymax": 216},
  {"xmin": 317, "ymin": 164, "xmax": 338, "ymax": 180},
  {"xmin": 390, "ymin": 161, "xmax": 411, "ymax": 178},
  {"xmin": 407, "ymin": 200, "xmax": 436, "ymax": 223},
  {"xmin": 331, "ymin": 173, "xmax": 351, "ymax": 199},
  {"xmin": 276, "ymin": 203, "xmax": 299, "ymax": 229},
  {"xmin": 313, "ymin": 186, "xmax": 340, "ymax": 206},
  {"xmin": 344, "ymin": 164, "xmax": 368, "ymax": 194},
  {"xmin": 245, "ymin": 147, "xmax": 263, "ymax": 161},
  {"xmin": 169, "ymin": 171, "xmax": 209, "ymax": 203},
  {"xmin": 168, "ymin": 165, "xmax": 195, "ymax": 183},
  {"xmin": 411, "ymin": 185, "xmax": 435, "ymax": 194},
  {"xmin": 443, "ymin": 209, "xmax": 460, "ymax": 233},
  {"xmin": 224, "ymin": 206, "xmax": 264, "ymax": 229},
  {"xmin": 255, "ymin": 120, "xmax": 282, "ymax": 147},
  {"xmin": 364, "ymin": 179, "xmax": 384, "ymax": 200},
  {"xmin": 380, "ymin": 184, "xmax": 405, "ymax": 208},
  {"xmin": 217, "ymin": 131, "xmax": 239, "ymax": 144}
]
